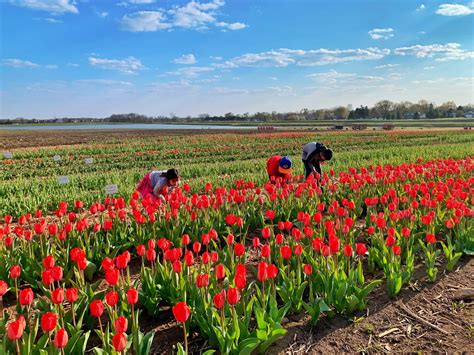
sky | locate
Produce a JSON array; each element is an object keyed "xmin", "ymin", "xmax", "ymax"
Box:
[{"xmin": 0, "ymin": 0, "xmax": 473, "ymax": 119}]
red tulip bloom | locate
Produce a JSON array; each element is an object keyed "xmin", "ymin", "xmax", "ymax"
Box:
[
  {"xmin": 181, "ymin": 234, "xmax": 191, "ymax": 246},
  {"xmin": 280, "ymin": 246, "xmax": 292, "ymax": 260},
  {"xmin": 426, "ymin": 233, "xmax": 437, "ymax": 244},
  {"xmin": 42, "ymin": 270, "xmax": 54, "ymax": 286},
  {"xmin": 445, "ymin": 219, "xmax": 454, "ymax": 229},
  {"xmin": 261, "ymin": 244, "xmax": 271, "ymax": 258},
  {"xmin": 50, "ymin": 266, "xmax": 63, "ymax": 282},
  {"xmin": 275, "ymin": 233, "xmax": 284, "ymax": 244},
  {"xmin": 235, "ymin": 264, "xmax": 247, "ymax": 289},
  {"xmin": 54, "ymin": 328, "xmax": 68, "ymax": 349},
  {"xmin": 196, "ymin": 274, "xmax": 209, "ymax": 288},
  {"xmin": 66, "ymin": 288, "xmax": 78, "ymax": 303},
  {"xmin": 201, "ymin": 252, "xmax": 210, "ymax": 265},
  {"xmin": 136, "ymin": 245, "xmax": 146, "ymax": 257},
  {"xmin": 51, "ymin": 288, "xmax": 64, "ymax": 305},
  {"xmin": 172, "ymin": 302, "xmax": 191, "ymax": 323},
  {"xmin": 7, "ymin": 316, "xmax": 25, "ymax": 341},
  {"xmin": 172, "ymin": 261, "xmax": 182, "ymax": 273},
  {"xmin": 321, "ymin": 245, "xmax": 330, "ymax": 257},
  {"xmin": 343, "ymin": 244, "xmax": 353, "ymax": 257},
  {"xmin": 0, "ymin": 280, "xmax": 8, "ymax": 296},
  {"xmin": 43, "ymin": 255, "xmax": 55, "ymax": 269},
  {"xmin": 115, "ymin": 316, "xmax": 128, "ymax": 333},
  {"xmin": 227, "ymin": 287, "xmax": 240, "ymax": 305},
  {"xmin": 184, "ymin": 251, "xmax": 194, "ymax": 267},
  {"xmin": 303, "ymin": 264, "xmax": 313, "ymax": 276},
  {"xmin": 356, "ymin": 243, "xmax": 367, "ymax": 256},
  {"xmin": 41, "ymin": 312, "xmax": 57, "ymax": 333},
  {"xmin": 392, "ymin": 245, "xmax": 401, "ymax": 255},
  {"xmin": 226, "ymin": 234, "xmax": 235, "ymax": 245},
  {"xmin": 234, "ymin": 243, "xmax": 245, "ymax": 256},
  {"xmin": 329, "ymin": 237, "xmax": 340, "ymax": 254},
  {"xmin": 105, "ymin": 269, "xmax": 120, "ymax": 286},
  {"xmin": 19, "ymin": 288, "xmax": 34, "ymax": 306},
  {"xmin": 192, "ymin": 242, "xmax": 201, "ymax": 253},
  {"xmin": 215, "ymin": 264, "xmax": 225, "ymax": 280},
  {"xmin": 113, "ymin": 333, "xmax": 127, "ymax": 352},
  {"xmin": 294, "ymin": 244, "xmax": 303, "ymax": 256},
  {"xmin": 105, "ymin": 291, "xmax": 119, "ymax": 307},
  {"xmin": 126, "ymin": 288, "xmax": 138, "ymax": 305},
  {"xmin": 261, "ymin": 227, "xmax": 271, "ymax": 239},
  {"xmin": 213, "ymin": 291, "xmax": 225, "ymax": 309},
  {"xmin": 146, "ymin": 249, "xmax": 156, "ymax": 262},
  {"xmin": 90, "ymin": 300, "xmax": 104, "ymax": 318},
  {"xmin": 385, "ymin": 236, "xmax": 396, "ymax": 247},
  {"xmin": 402, "ymin": 227, "xmax": 411, "ymax": 238},
  {"xmin": 9, "ymin": 265, "xmax": 21, "ymax": 279},
  {"xmin": 267, "ymin": 264, "xmax": 278, "ymax": 279},
  {"xmin": 367, "ymin": 226, "xmax": 375, "ymax": 235},
  {"xmin": 257, "ymin": 261, "xmax": 268, "ymax": 282}
]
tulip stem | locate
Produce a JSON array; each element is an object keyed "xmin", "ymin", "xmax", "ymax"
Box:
[
  {"xmin": 15, "ymin": 339, "xmax": 20, "ymax": 355},
  {"xmin": 182, "ymin": 323, "xmax": 188, "ymax": 354}
]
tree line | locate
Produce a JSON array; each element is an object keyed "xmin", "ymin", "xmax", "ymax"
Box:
[{"xmin": 1, "ymin": 100, "xmax": 473, "ymax": 124}]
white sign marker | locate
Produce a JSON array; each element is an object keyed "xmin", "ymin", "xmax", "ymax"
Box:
[
  {"xmin": 53, "ymin": 155, "xmax": 61, "ymax": 162},
  {"xmin": 85, "ymin": 158, "xmax": 94, "ymax": 164},
  {"xmin": 3, "ymin": 151, "xmax": 13, "ymax": 159},
  {"xmin": 105, "ymin": 184, "xmax": 118, "ymax": 194},
  {"xmin": 58, "ymin": 176, "xmax": 69, "ymax": 184}
]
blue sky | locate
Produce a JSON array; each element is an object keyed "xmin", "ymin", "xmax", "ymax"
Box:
[{"xmin": 0, "ymin": 0, "xmax": 473, "ymax": 118}]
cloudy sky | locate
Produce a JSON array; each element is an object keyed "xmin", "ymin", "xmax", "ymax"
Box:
[{"xmin": 0, "ymin": 0, "xmax": 473, "ymax": 118}]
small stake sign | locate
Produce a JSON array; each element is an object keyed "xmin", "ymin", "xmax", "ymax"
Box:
[
  {"xmin": 53, "ymin": 155, "xmax": 61, "ymax": 162},
  {"xmin": 105, "ymin": 184, "xmax": 118, "ymax": 194},
  {"xmin": 3, "ymin": 151, "xmax": 13, "ymax": 159},
  {"xmin": 58, "ymin": 176, "xmax": 69, "ymax": 184},
  {"xmin": 85, "ymin": 158, "xmax": 94, "ymax": 164}
]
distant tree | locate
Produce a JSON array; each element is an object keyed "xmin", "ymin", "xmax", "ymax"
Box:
[{"xmin": 374, "ymin": 100, "xmax": 394, "ymax": 119}]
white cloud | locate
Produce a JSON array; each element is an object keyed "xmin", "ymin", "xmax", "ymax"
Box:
[
  {"xmin": 215, "ymin": 47, "xmax": 390, "ymax": 69},
  {"xmin": 88, "ymin": 56, "xmax": 147, "ymax": 74},
  {"xmin": 216, "ymin": 21, "xmax": 247, "ymax": 30},
  {"xmin": 395, "ymin": 43, "xmax": 473, "ymax": 61},
  {"xmin": 388, "ymin": 73, "xmax": 402, "ymax": 80},
  {"xmin": 210, "ymin": 56, "xmax": 223, "ymax": 61},
  {"xmin": 98, "ymin": 11, "xmax": 109, "ymax": 18},
  {"xmin": 375, "ymin": 64, "xmax": 400, "ymax": 69},
  {"xmin": 424, "ymin": 66, "xmax": 435, "ymax": 70},
  {"xmin": 173, "ymin": 54, "xmax": 197, "ymax": 65},
  {"xmin": 308, "ymin": 70, "xmax": 384, "ymax": 85},
  {"xmin": 45, "ymin": 64, "xmax": 58, "ymax": 69},
  {"xmin": 268, "ymin": 76, "xmax": 278, "ymax": 81},
  {"xmin": 67, "ymin": 63, "xmax": 79, "ymax": 67},
  {"xmin": 165, "ymin": 66, "xmax": 214, "ymax": 78},
  {"xmin": 1, "ymin": 58, "xmax": 40, "ymax": 68},
  {"xmin": 121, "ymin": 0, "xmax": 247, "ymax": 32},
  {"xmin": 368, "ymin": 28, "xmax": 394, "ymax": 40},
  {"xmin": 44, "ymin": 17, "xmax": 63, "ymax": 23},
  {"xmin": 121, "ymin": 11, "xmax": 172, "ymax": 32},
  {"xmin": 129, "ymin": 0, "xmax": 155, "ymax": 3},
  {"xmin": 76, "ymin": 79, "xmax": 134, "ymax": 87},
  {"xmin": 436, "ymin": 4, "xmax": 473, "ymax": 16},
  {"xmin": 9, "ymin": 0, "xmax": 78, "ymax": 14},
  {"xmin": 416, "ymin": 4, "xmax": 426, "ymax": 11}
]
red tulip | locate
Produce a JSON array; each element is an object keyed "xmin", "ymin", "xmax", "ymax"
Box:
[
  {"xmin": 426, "ymin": 233, "xmax": 437, "ymax": 244},
  {"xmin": 196, "ymin": 274, "xmax": 209, "ymax": 288},
  {"xmin": 105, "ymin": 291, "xmax": 119, "ymax": 307},
  {"xmin": 90, "ymin": 300, "xmax": 104, "ymax": 318},
  {"xmin": 280, "ymin": 246, "xmax": 292, "ymax": 260},
  {"xmin": 235, "ymin": 264, "xmax": 247, "ymax": 289},
  {"xmin": 392, "ymin": 245, "xmax": 401, "ymax": 255},
  {"xmin": 0, "ymin": 280, "xmax": 8, "ymax": 296},
  {"xmin": 257, "ymin": 261, "xmax": 268, "ymax": 282},
  {"xmin": 261, "ymin": 227, "xmax": 271, "ymax": 239},
  {"xmin": 42, "ymin": 270, "xmax": 54, "ymax": 286},
  {"xmin": 136, "ymin": 245, "xmax": 145, "ymax": 257},
  {"xmin": 126, "ymin": 288, "xmax": 138, "ymax": 305},
  {"xmin": 227, "ymin": 287, "xmax": 240, "ymax": 305},
  {"xmin": 113, "ymin": 332, "xmax": 127, "ymax": 352},
  {"xmin": 43, "ymin": 255, "xmax": 55, "ymax": 269},
  {"xmin": 321, "ymin": 245, "xmax": 330, "ymax": 257},
  {"xmin": 385, "ymin": 236, "xmax": 396, "ymax": 247},
  {"xmin": 9, "ymin": 265, "xmax": 21, "ymax": 279},
  {"xmin": 66, "ymin": 288, "xmax": 78, "ymax": 303},
  {"xmin": 181, "ymin": 234, "xmax": 190, "ymax": 246},
  {"xmin": 303, "ymin": 264, "xmax": 313, "ymax": 276},
  {"xmin": 275, "ymin": 233, "xmax": 284, "ymax": 244},
  {"xmin": 215, "ymin": 264, "xmax": 225, "ymax": 280},
  {"xmin": 50, "ymin": 266, "xmax": 63, "ymax": 281},
  {"xmin": 7, "ymin": 316, "xmax": 25, "ymax": 341},
  {"xmin": 261, "ymin": 244, "xmax": 271, "ymax": 258},
  {"xmin": 172, "ymin": 302, "xmax": 191, "ymax": 323},
  {"xmin": 54, "ymin": 328, "xmax": 68, "ymax": 349},
  {"xmin": 51, "ymin": 288, "xmax": 64, "ymax": 305},
  {"xmin": 213, "ymin": 291, "xmax": 225, "ymax": 309},
  {"xmin": 146, "ymin": 249, "xmax": 156, "ymax": 262},
  {"xmin": 115, "ymin": 316, "xmax": 128, "ymax": 333},
  {"xmin": 19, "ymin": 288, "xmax": 34, "ymax": 306},
  {"xmin": 267, "ymin": 264, "xmax": 278, "ymax": 279},
  {"xmin": 343, "ymin": 244, "xmax": 353, "ymax": 257},
  {"xmin": 105, "ymin": 269, "xmax": 120, "ymax": 286},
  {"xmin": 356, "ymin": 243, "xmax": 367, "ymax": 256},
  {"xmin": 226, "ymin": 234, "xmax": 235, "ymax": 245},
  {"xmin": 41, "ymin": 312, "xmax": 57, "ymax": 333},
  {"xmin": 193, "ymin": 242, "xmax": 201, "ymax": 253},
  {"xmin": 402, "ymin": 227, "xmax": 411, "ymax": 238},
  {"xmin": 184, "ymin": 251, "xmax": 194, "ymax": 267},
  {"xmin": 234, "ymin": 243, "xmax": 245, "ymax": 256},
  {"xmin": 172, "ymin": 261, "xmax": 182, "ymax": 273}
]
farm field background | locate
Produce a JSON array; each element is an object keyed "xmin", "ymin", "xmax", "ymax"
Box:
[
  {"xmin": 0, "ymin": 127, "xmax": 473, "ymax": 354},
  {"xmin": 1, "ymin": 128, "xmax": 473, "ymax": 217}
]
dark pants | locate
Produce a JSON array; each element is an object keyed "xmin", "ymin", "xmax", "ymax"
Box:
[{"xmin": 303, "ymin": 160, "xmax": 313, "ymax": 179}]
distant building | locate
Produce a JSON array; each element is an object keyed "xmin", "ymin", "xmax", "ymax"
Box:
[
  {"xmin": 404, "ymin": 112, "xmax": 426, "ymax": 119},
  {"xmin": 352, "ymin": 124, "xmax": 367, "ymax": 130},
  {"xmin": 465, "ymin": 111, "xmax": 474, "ymax": 118}
]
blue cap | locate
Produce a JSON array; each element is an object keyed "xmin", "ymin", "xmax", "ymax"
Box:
[{"xmin": 279, "ymin": 156, "xmax": 292, "ymax": 173}]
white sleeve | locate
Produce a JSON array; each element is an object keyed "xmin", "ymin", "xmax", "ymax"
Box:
[{"xmin": 153, "ymin": 177, "xmax": 167, "ymax": 196}]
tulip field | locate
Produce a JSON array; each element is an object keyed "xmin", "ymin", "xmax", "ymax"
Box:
[{"xmin": 0, "ymin": 128, "xmax": 473, "ymax": 354}]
